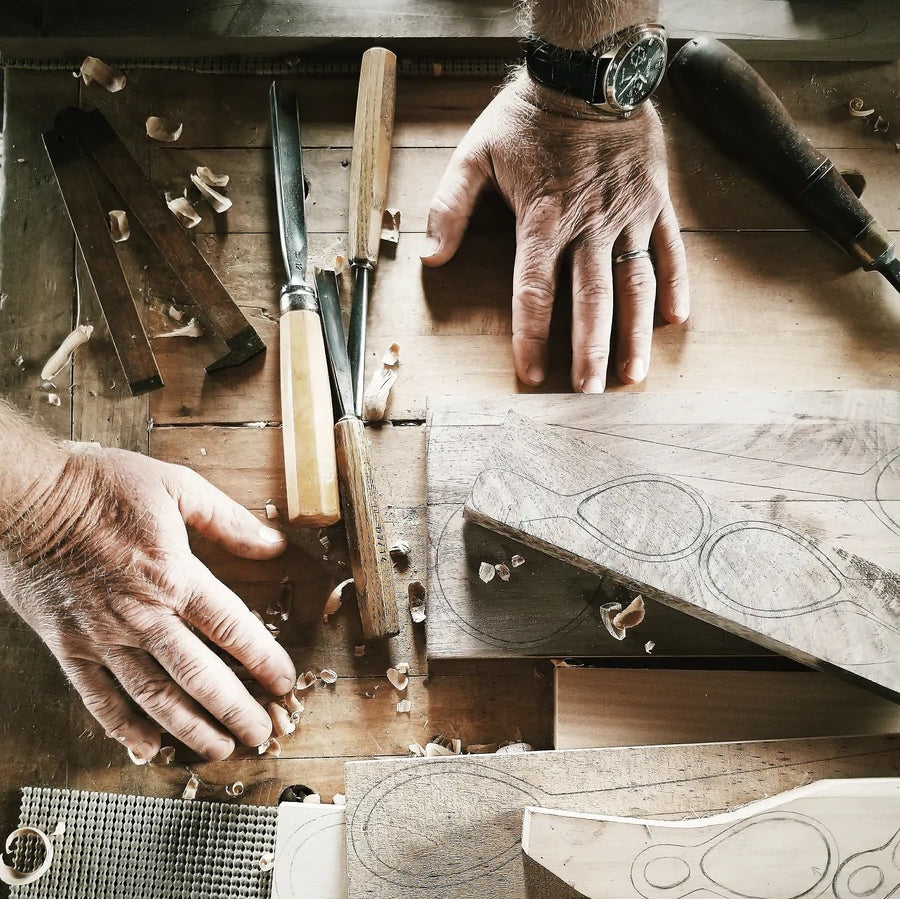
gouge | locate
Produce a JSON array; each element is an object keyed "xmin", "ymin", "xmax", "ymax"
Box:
[
  {"xmin": 347, "ymin": 47, "xmax": 397, "ymax": 417},
  {"xmin": 668, "ymin": 37, "xmax": 900, "ymax": 293},
  {"xmin": 317, "ymin": 268, "xmax": 399, "ymax": 639},
  {"xmin": 270, "ymin": 83, "xmax": 340, "ymax": 526}
]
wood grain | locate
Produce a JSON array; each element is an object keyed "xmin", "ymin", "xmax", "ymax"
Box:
[
  {"xmin": 426, "ymin": 390, "xmax": 900, "ymax": 661},
  {"xmin": 464, "ymin": 412, "xmax": 900, "ymax": 699},
  {"xmin": 521, "ymin": 779, "xmax": 900, "ymax": 899},
  {"xmin": 554, "ymin": 668, "xmax": 900, "ymax": 750},
  {"xmin": 344, "ymin": 735, "xmax": 900, "ymax": 899}
]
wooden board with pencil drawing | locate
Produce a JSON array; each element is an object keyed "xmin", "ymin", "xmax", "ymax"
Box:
[
  {"xmin": 553, "ymin": 667, "xmax": 900, "ymax": 750},
  {"xmin": 463, "ymin": 412, "xmax": 900, "ymax": 699},
  {"xmin": 520, "ymin": 779, "xmax": 900, "ymax": 899},
  {"xmin": 426, "ymin": 390, "xmax": 900, "ymax": 661},
  {"xmin": 343, "ymin": 735, "xmax": 900, "ymax": 899}
]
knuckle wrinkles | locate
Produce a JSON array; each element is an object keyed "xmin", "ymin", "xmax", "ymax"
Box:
[
  {"xmin": 132, "ymin": 674, "xmax": 177, "ymax": 713},
  {"xmin": 172, "ymin": 655, "xmax": 215, "ymax": 699},
  {"xmin": 515, "ymin": 285, "xmax": 554, "ymax": 317}
]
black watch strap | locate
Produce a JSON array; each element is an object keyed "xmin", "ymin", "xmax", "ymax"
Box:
[{"xmin": 524, "ymin": 39, "xmax": 611, "ymax": 105}]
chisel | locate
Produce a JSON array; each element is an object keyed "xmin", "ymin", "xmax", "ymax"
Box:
[
  {"xmin": 347, "ymin": 47, "xmax": 397, "ymax": 417},
  {"xmin": 317, "ymin": 268, "xmax": 399, "ymax": 639},
  {"xmin": 270, "ymin": 83, "xmax": 340, "ymax": 526}
]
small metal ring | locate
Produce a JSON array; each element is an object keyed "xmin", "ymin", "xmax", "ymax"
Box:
[{"xmin": 613, "ymin": 249, "xmax": 652, "ymax": 264}]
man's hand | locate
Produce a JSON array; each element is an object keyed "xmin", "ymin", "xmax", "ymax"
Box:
[
  {"xmin": 0, "ymin": 447, "xmax": 296, "ymax": 762},
  {"xmin": 422, "ymin": 71, "xmax": 689, "ymax": 393}
]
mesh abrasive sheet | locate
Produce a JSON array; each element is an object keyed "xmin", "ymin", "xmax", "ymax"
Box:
[{"xmin": 10, "ymin": 787, "xmax": 277, "ymax": 899}]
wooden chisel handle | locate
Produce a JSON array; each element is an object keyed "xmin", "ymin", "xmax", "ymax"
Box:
[
  {"xmin": 348, "ymin": 47, "xmax": 397, "ymax": 265},
  {"xmin": 280, "ymin": 309, "xmax": 340, "ymax": 526},
  {"xmin": 334, "ymin": 416, "xmax": 400, "ymax": 639}
]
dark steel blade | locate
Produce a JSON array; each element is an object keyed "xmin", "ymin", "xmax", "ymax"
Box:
[
  {"xmin": 43, "ymin": 128, "xmax": 163, "ymax": 396},
  {"xmin": 347, "ymin": 263, "xmax": 371, "ymax": 419},
  {"xmin": 53, "ymin": 107, "xmax": 265, "ymax": 372},
  {"xmin": 316, "ymin": 269, "xmax": 355, "ymax": 421}
]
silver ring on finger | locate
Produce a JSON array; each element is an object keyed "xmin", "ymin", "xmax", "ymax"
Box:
[{"xmin": 613, "ymin": 249, "xmax": 652, "ymax": 265}]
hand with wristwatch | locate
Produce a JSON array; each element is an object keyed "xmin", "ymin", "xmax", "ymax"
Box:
[{"xmin": 422, "ymin": 4, "xmax": 689, "ymax": 393}]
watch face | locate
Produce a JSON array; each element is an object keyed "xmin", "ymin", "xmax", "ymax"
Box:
[{"xmin": 610, "ymin": 36, "xmax": 666, "ymax": 109}]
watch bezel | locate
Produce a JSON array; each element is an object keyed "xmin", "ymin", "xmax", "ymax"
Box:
[{"xmin": 598, "ymin": 24, "xmax": 667, "ymax": 115}]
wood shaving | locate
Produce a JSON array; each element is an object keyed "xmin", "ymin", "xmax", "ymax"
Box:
[
  {"xmin": 225, "ymin": 781, "xmax": 244, "ymax": 797},
  {"xmin": 166, "ymin": 195, "xmax": 202, "ymax": 228},
  {"xmin": 389, "ymin": 540, "xmax": 411, "ymax": 567},
  {"xmin": 263, "ymin": 737, "xmax": 282, "ymax": 757},
  {"xmin": 387, "ymin": 667, "xmax": 409, "ymax": 691},
  {"xmin": 127, "ymin": 746, "xmax": 149, "ymax": 766},
  {"xmin": 354, "ymin": 644, "xmax": 366, "ymax": 657},
  {"xmin": 265, "ymin": 622, "xmax": 281, "ymax": 637},
  {"xmin": 332, "ymin": 793, "xmax": 346, "ymax": 806},
  {"xmin": 873, "ymin": 115, "xmax": 890, "ymax": 133},
  {"xmin": 396, "ymin": 699, "xmax": 412, "ymax": 713},
  {"xmin": 496, "ymin": 742, "xmax": 532, "ymax": 754},
  {"xmin": 381, "ymin": 342, "xmax": 401, "ymax": 367},
  {"xmin": 264, "ymin": 501, "xmax": 278, "ymax": 520},
  {"xmin": 40, "ymin": 324, "xmax": 94, "ymax": 381},
  {"xmin": 495, "ymin": 563, "xmax": 511, "ymax": 581},
  {"xmin": 182, "ymin": 775, "xmax": 200, "ymax": 800},
  {"xmin": 303, "ymin": 793, "xmax": 321, "ymax": 804},
  {"xmin": 478, "ymin": 562, "xmax": 495, "ymax": 583},
  {"xmin": 199, "ymin": 447, "xmax": 207, "ymax": 457},
  {"xmin": 296, "ymin": 671, "xmax": 317, "ymax": 691},
  {"xmin": 108, "ymin": 209, "xmax": 130, "ymax": 242},
  {"xmin": 46, "ymin": 393, "xmax": 61, "ymax": 407},
  {"xmin": 79, "ymin": 56, "xmax": 126, "ymax": 92},
  {"xmin": 267, "ymin": 701, "xmax": 296, "ymax": 737},
  {"xmin": 156, "ymin": 745, "xmax": 176, "ymax": 764},
  {"xmin": 324, "ymin": 578, "xmax": 353, "ymax": 623},
  {"xmin": 612, "ymin": 595, "xmax": 645, "ymax": 631},
  {"xmin": 424, "ymin": 742, "xmax": 454, "ymax": 757},
  {"xmin": 451, "ymin": 738, "xmax": 462, "ymax": 754},
  {"xmin": 146, "ymin": 116, "xmax": 183, "ymax": 142},
  {"xmin": 283, "ymin": 690, "xmax": 304, "ymax": 715},
  {"xmin": 380, "ymin": 208, "xmax": 401, "ymax": 244},
  {"xmin": 195, "ymin": 165, "xmax": 230, "ymax": 188},
  {"xmin": 600, "ymin": 601, "xmax": 626, "ymax": 641},
  {"xmin": 50, "ymin": 821, "xmax": 65, "ymax": 838},
  {"xmin": 319, "ymin": 668, "xmax": 338, "ymax": 685},
  {"xmin": 258, "ymin": 852, "xmax": 275, "ymax": 872},
  {"xmin": 363, "ymin": 354, "xmax": 399, "ymax": 422},
  {"xmin": 511, "ymin": 554, "xmax": 525, "ymax": 567},
  {"xmin": 408, "ymin": 581, "xmax": 427, "ymax": 624},
  {"xmin": 848, "ymin": 97, "xmax": 875, "ymax": 117},
  {"xmin": 0, "ymin": 826, "xmax": 54, "ymax": 886},
  {"xmin": 465, "ymin": 743, "xmax": 498, "ymax": 754},
  {"xmin": 409, "ymin": 742, "xmax": 425, "ymax": 756},
  {"xmin": 645, "ymin": 640, "xmax": 656, "ymax": 654},
  {"xmin": 168, "ymin": 304, "xmax": 185, "ymax": 322},
  {"xmin": 154, "ymin": 317, "xmax": 204, "ymax": 339},
  {"xmin": 190, "ymin": 172, "xmax": 232, "ymax": 213}
]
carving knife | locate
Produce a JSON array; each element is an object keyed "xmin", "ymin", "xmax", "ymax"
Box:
[
  {"xmin": 347, "ymin": 47, "xmax": 397, "ymax": 417},
  {"xmin": 317, "ymin": 268, "xmax": 399, "ymax": 639},
  {"xmin": 270, "ymin": 82, "xmax": 340, "ymax": 526}
]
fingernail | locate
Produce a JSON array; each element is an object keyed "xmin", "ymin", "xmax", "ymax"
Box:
[
  {"xmin": 127, "ymin": 740, "xmax": 155, "ymax": 765},
  {"xmin": 420, "ymin": 234, "xmax": 440, "ymax": 258},
  {"xmin": 259, "ymin": 526, "xmax": 286, "ymax": 545},
  {"xmin": 274, "ymin": 675, "xmax": 295, "ymax": 695},
  {"xmin": 581, "ymin": 375, "xmax": 606, "ymax": 394},
  {"xmin": 525, "ymin": 364, "xmax": 544, "ymax": 385},
  {"xmin": 209, "ymin": 737, "xmax": 235, "ymax": 761},
  {"xmin": 622, "ymin": 358, "xmax": 646, "ymax": 383},
  {"xmin": 672, "ymin": 304, "xmax": 687, "ymax": 322}
]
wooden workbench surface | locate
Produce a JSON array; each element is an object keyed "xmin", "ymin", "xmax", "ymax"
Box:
[{"xmin": 0, "ymin": 57, "xmax": 898, "ymax": 851}]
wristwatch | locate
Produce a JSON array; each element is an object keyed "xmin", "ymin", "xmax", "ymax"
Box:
[{"xmin": 524, "ymin": 24, "xmax": 667, "ymax": 117}]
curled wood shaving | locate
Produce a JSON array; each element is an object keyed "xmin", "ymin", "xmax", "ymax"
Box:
[
  {"xmin": 146, "ymin": 116, "xmax": 183, "ymax": 142},
  {"xmin": 127, "ymin": 746, "xmax": 150, "ymax": 766},
  {"xmin": 258, "ymin": 852, "xmax": 275, "ymax": 872},
  {"xmin": 496, "ymin": 742, "xmax": 532, "ymax": 754},
  {"xmin": 225, "ymin": 781, "xmax": 245, "ymax": 797},
  {"xmin": 478, "ymin": 562, "xmax": 495, "ymax": 583},
  {"xmin": 874, "ymin": 115, "xmax": 890, "ymax": 133},
  {"xmin": 332, "ymin": 793, "xmax": 346, "ymax": 806},
  {"xmin": 40, "ymin": 324, "xmax": 94, "ymax": 381},
  {"xmin": 354, "ymin": 644, "xmax": 366, "ymax": 657},
  {"xmin": 283, "ymin": 690, "xmax": 304, "ymax": 715},
  {"xmin": 166, "ymin": 195, "xmax": 202, "ymax": 228},
  {"xmin": 190, "ymin": 173, "xmax": 232, "ymax": 213},
  {"xmin": 296, "ymin": 671, "xmax": 317, "ymax": 691},
  {"xmin": 168, "ymin": 304, "xmax": 185, "ymax": 322},
  {"xmin": 0, "ymin": 826, "xmax": 54, "ymax": 886},
  {"xmin": 380, "ymin": 208, "xmax": 401, "ymax": 244},
  {"xmin": 363, "ymin": 354, "xmax": 399, "ymax": 422},
  {"xmin": 182, "ymin": 775, "xmax": 200, "ymax": 800},
  {"xmin": 156, "ymin": 745, "xmax": 176, "ymax": 764},
  {"xmin": 511, "ymin": 554, "xmax": 525, "ymax": 567},
  {"xmin": 645, "ymin": 640, "xmax": 656, "ymax": 654},
  {"xmin": 195, "ymin": 165, "xmax": 230, "ymax": 188},
  {"xmin": 265, "ymin": 501, "xmax": 278, "ymax": 520},
  {"xmin": 267, "ymin": 701, "xmax": 296, "ymax": 737},
  {"xmin": 424, "ymin": 742, "xmax": 453, "ymax": 757},
  {"xmin": 46, "ymin": 393, "xmax": 61, "ymax": 407},
  {"xmin": 409, "ymin": 742, "xmax": 425, "ymax": 756},
  {"xmin": 848, "ymin": 97, "xmax": 875, "ymax": 117},
  {"xmin": 319, "ymin": 668, "xmax": 338, "ymax": 685},
  {"xmin": 259, "ymin": 737, "xmax": 282, "ymax": 757},
  {"xmin": 408, "ymin": 581, "xmax": 426, "ymax": 624},
  {"xmin": 600, "ymin": 601, "xmax": 626, "ymax": 641},
  {"xmin": 389, "ymin": 540, "xmax": 411, "ymax": 567},
  {"xmin": 495, "ymin": 563, "xmax": 511, "ymax": 582},
  {"xmin": 324, "ymin": 578, "xmax": 353, "ymax": 623},
  {"xmin": 612, "ymin": 595, "xmax": 645, "ymax": 631},
  {"xmin": 396, "ymin": 699, "xmax": 412, "ymax": 713},
  {"xmin": 381, "ymin": 342, "xmax": 400, "ymax": 367},
  {"xmin": 108, "ymin": 209, "xmax": 130, "ymax": 242},
  {"xmin": 386, "ymin": 667, "xmax": 409, "ymax": 691},
  {"xmin": 451, "ymin": 738, "xmax": 462, "ymax": 754},
  {"xmin": 154, "ymin": 317, "xmax": 204, "ymax": 339},
  {"xmin": 303, "ymin": 793, "xmax": 321, "ymax": 804},
  {"xmin": 79, "ymin": 56, "xmax": 126, "ymax": 92}
]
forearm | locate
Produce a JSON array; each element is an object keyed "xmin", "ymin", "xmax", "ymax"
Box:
[{"xmin": 524, "ymin": 0, "xmax": 660, "ymax": 49}]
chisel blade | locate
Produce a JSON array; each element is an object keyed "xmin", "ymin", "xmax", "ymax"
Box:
[{"xmin": 316, "ymin": 268, "xmax": 355, "ymax": 421}]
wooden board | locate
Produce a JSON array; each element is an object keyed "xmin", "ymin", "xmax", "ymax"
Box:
[
  {"xmin": 554, "ymin": 668, "xmax": 900, "ymax": 750},
  {"xmin": 521, "ymin": 779, "xmax": 900, "ymax": 899},
  {"xmin": 272, "ymin": 802, "xmax": 346, "ymax": 899},
  {"xmin": 426, "ymin": 390, "xmax": 900, "ymax": 661},
  {"xmin": 343, "ymin": 735, "xmax": 900, "ymax": 899},
  {"xmin": 463, "ymin": 412, "xmax": 900, "ymax": 699}
]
